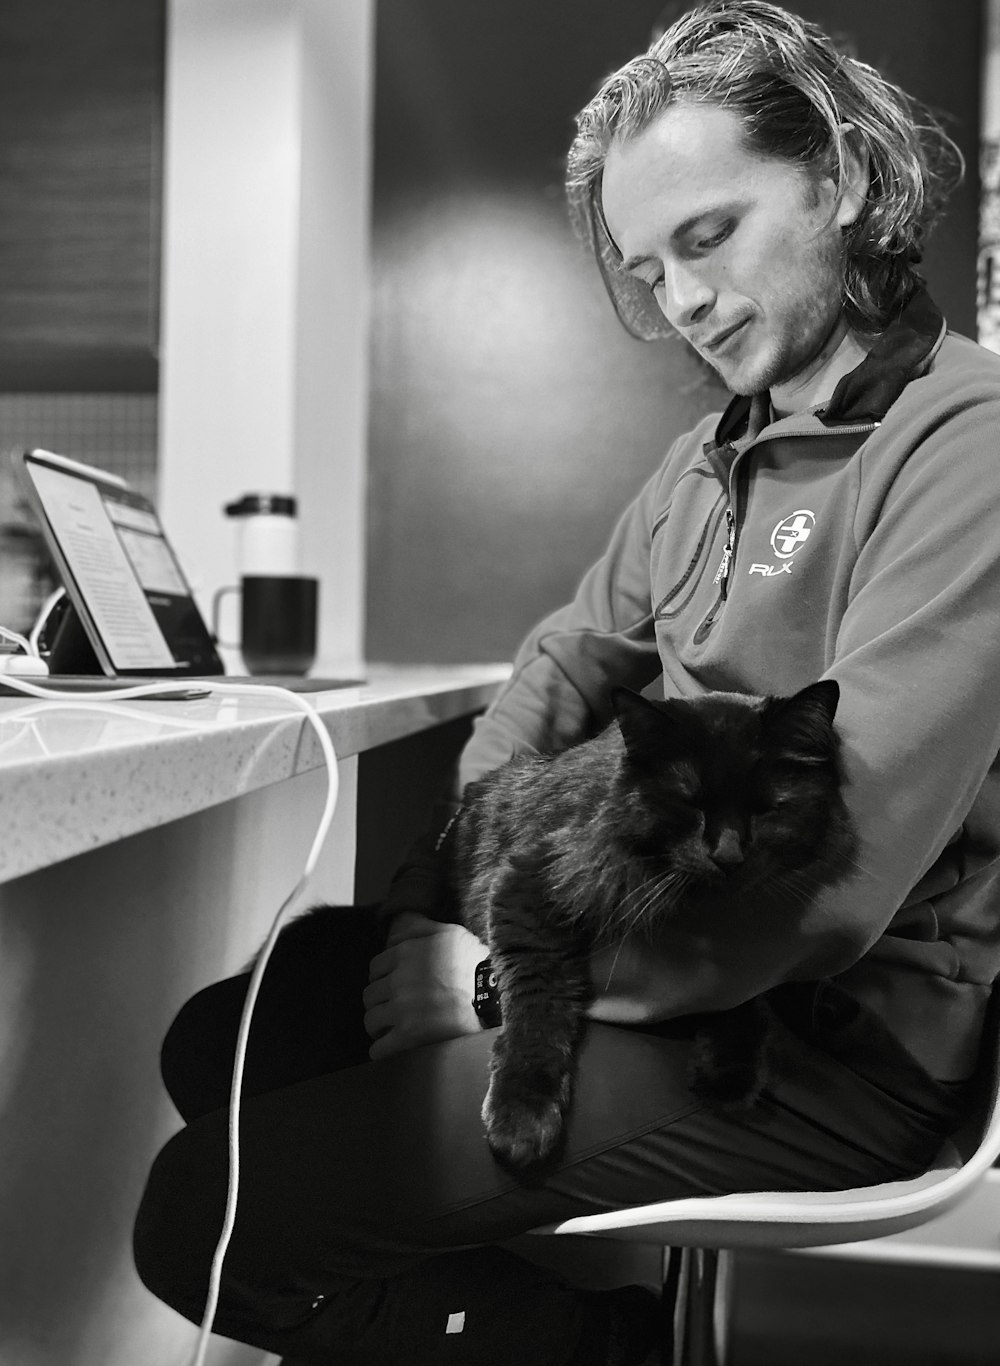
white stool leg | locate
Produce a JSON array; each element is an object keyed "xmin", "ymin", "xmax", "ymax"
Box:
[{"xmin": 661, "ymin": 1247, "xmax": 734, "ymax": 1366}]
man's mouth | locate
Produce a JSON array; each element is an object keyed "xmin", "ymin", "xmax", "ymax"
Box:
[{"xmin": 701, "ymin": 318, "xmax": 750, "ymax": 353}]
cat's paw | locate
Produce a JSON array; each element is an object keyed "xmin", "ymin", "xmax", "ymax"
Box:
[{"xmin": 481, "ymin": 1081, "xmax": 566, "ymax": 1173}]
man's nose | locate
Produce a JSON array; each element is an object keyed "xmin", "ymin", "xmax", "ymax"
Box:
[{"xmin": 659, "ymin": 260, "xmax": 714, "ymax": 330}]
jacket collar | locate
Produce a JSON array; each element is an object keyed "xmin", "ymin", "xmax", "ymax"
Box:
[{"xmin": 709, "ymin": 288, "xmax": 947, "ymax": 446}]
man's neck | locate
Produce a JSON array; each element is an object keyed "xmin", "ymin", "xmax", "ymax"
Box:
[{"xmin": 770, "ymin": 319, "xmax": 874, "ymax": 419}]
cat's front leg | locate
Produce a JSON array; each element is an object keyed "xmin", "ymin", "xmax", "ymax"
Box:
[
  {"xmin": 481, "ymin": 1000, "xmax": 582, "ymax": 1173},
  {"xmin": 480, "ymin": 873, "xmax": 593, "ymax": 1173}
]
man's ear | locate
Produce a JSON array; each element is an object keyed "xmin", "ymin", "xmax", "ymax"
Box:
[{"xmin": 834, "ymin": 122, "xmax": 870, "ymax": 231}]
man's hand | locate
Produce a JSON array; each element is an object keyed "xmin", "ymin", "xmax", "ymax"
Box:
[
  {"xmin": 587, "ymin": 930, "xmax": 736, "ymax": 1024},
  {"xmin": 587, "ymin": 938, "xmax": 668, "ymax": 1025},
  {"xmin": 363, "ymin": 911, "xmax": 487, "ymax": 1060}
]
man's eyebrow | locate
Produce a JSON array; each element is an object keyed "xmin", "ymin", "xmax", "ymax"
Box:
[
  {"xmin": 621, "ymin": 251, "xmax": 658, "ymax": 273},
  {"xmin": 619, "ymin": 204, "xmax": 744, "ymax": 272}
]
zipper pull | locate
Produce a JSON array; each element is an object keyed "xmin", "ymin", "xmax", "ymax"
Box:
[{"xmin": 713, "ymin": 507, "xmax": 736, "ymax": 587}]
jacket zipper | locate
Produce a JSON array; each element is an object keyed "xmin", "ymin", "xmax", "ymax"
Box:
[
  {"xmin": 713, "ymin": 505, "xmax": 736, "ymax": 599},
  {"xmin": 696, "ymin": 490, "xmax": 739, "ymax": 643},
  {"xmin": 693, "ymin": 420, "xmax": 880, "ymax": 643}
]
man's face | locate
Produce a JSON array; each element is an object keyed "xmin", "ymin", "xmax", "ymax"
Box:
[{"xmin": 600, "ymin": 101, "xmax": 853, "ymax": 396}]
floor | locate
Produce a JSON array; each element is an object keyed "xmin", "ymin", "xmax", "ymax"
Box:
[{"xmin": 730, "ymin": 1251, "xmax": 1000, "ymax": 1365}]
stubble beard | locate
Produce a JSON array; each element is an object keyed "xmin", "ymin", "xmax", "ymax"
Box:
[{"xmin": 709, "ymin": 234, "xmax": 847, "ymax": 398}]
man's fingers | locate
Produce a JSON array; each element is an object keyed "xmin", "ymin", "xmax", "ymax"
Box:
[
  {"xmin": 366, "ymin": 946, "xmax": 398, "ymax": 982},
  {"xmin": 368, "ymin": 1030, "xmax": 404, "ymax": 1061},
  {"xmin": 363, "ymin": 1001, "xmax": 393, "ymax": 1041},
  {"xmin": 361, "ymin": 976, "xmax": 391, "ymax": 1009}
]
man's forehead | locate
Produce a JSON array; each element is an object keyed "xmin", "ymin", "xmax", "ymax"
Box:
[
  {"xmin": 605, "ymin": 101, "xmax": 749, "ymax": 175},
  {"xmin": 600, "ymin": 104, "xmax": 786, "ymax": 247}
]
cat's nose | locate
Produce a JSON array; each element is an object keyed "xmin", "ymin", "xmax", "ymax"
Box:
[{"xmin": 709, "ymin": 828, "xmax": 744, "ymax": 867}]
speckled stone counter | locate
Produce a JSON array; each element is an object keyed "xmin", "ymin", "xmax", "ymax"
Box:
[{"xmin": 0, "ymin": 663, "xmax": 509, "ymax": 883}]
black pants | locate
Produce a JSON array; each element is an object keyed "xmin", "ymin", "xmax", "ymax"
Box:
[{"xmin": 133, "ymin": 905, "xmax": 969, "ymax": 1366}]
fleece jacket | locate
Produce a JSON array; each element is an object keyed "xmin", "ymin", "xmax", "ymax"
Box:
[{"xmin": 458, "ymin": 289, "xmax": 1000, "ymax": 1081}]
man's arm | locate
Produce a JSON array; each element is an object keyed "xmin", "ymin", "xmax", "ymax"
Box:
[{"xmin": 457, "ymin": 458, "xmax": 679, "ymax": 788}]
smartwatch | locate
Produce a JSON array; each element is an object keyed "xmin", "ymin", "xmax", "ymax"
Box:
[{"xmin": 473, "ymin": 958, "xmax": 503, "ymax": 1029}]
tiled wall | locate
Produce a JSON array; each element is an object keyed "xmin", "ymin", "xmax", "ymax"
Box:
[{"xmin": 0, "ymin": 393, "xmax": 158, "ymax": 634}]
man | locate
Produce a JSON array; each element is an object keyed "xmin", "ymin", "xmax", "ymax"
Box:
[{"xmin": 134, "ymin": 6, "xmax": 1000, "ymax": 1365}]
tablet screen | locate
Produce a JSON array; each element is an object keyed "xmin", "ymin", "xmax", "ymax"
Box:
[{"xmin": 18, "ymin": 450, "xmax": 223, "ymax": 676}]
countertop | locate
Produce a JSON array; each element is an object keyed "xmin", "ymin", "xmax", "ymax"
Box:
[{"xmin": 0, "ymin": 663, "xmax": 509, "ymax": 883}]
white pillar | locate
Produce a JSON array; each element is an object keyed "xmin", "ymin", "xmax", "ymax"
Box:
[{"xmin": 158, "ymin": 0, "xmax": 372, "ymax": 672}]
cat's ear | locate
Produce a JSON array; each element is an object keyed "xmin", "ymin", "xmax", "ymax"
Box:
[
  {"xmin": 793, "ymin": 678, "xmax": 840, "ymax": 724},
  {"xmin": 763, "ymin": 679, "xmax": 840, "ymax": 760},
  {"xmin": 611, "ymin": 686, "xmax": 657, "ymax": 727},
  {"xmin": 611, "ymin": 687, "xmax": 681, "ymax": 763}
]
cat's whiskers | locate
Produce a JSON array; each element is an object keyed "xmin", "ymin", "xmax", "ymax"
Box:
[
  {"xmin": 628, "ymin": 869, "xmax": 688, "ymax": 923},
  {"xmin": 609, "ymin": 868, "xmax": 692, "ymax": 940},
  {"xmin": 837, "ymin": 848, "xmax": 868, "ymax": 877},
  {"xmin": 601, "ymin": 938, "xmax": 629, "ymax": 992},
  {"xmin": 599, "ymin": 869, "xmax": 695, "ymax": 990},
  {"xmin": 761, "ymin": 876, "xmax": 819, "ymax": 914},
  {"xmin": 595, "ymin": 873, "xmax": 662, "ymax": 943},
  {"xmin": 758, "ymin": 864, "xmax": 855, "ymax": 923}
]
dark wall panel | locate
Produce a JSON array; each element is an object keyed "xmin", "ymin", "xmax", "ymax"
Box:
[
  {"xmin": 0, "ymin": 0, "xmax": 165, "ymax": 392},
  {"xmin": 366, "ymin": 0, "xmax": 982, "ymax": 666},
  {"xmin": 796, "ymin": 0, "xmax": 981, "ymax": 339}
]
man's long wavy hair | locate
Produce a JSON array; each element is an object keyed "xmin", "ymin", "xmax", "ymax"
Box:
[{"xmin": 567, "ymin": 0, "xmax": 964, "ymax": 337}]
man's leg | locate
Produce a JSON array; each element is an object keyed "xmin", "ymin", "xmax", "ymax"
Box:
[
  {"xmin": 134, "ymin": 978, "xmax": 961, "ymax": 1366},
  {"xmin": 158, "ymin": 903, "xmax": 383, "ymax": 1122}
]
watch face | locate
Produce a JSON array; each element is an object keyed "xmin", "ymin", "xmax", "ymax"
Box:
[{"xmin": 474, "ymin": 959, "xmax": 502, "ymax": 1026}]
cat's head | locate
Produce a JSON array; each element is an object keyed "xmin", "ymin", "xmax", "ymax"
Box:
[{"xmin": 609, "ymin": 680, "xmax": 851, "ymax": 892}]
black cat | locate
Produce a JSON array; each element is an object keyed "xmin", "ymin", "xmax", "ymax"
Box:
[{"xmin": 449, "ymin": 679, "xmax": 857, "ymax": 1173}]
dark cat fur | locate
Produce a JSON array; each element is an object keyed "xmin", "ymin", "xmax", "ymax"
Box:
[{"xmin": 449, "ymin": 679, "xmax": 857, "ymax": 1174}]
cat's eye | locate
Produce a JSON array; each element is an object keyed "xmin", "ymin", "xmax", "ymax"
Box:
[{"xmin": 677, "ymin": 805, "xmax": 705, "ymax": 834}]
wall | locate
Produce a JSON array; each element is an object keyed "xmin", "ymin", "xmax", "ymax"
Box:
[
  {"xmin": 0, "ymin": 0, "xmax": 164, "ymax": 392},
  {"xmin": 365, "ymin": 0, "xmax": 982, "ymax": 666},
  {"xmin": 0, "ymin": 0, "xmax": 165, "ymax": 637},
  {"xmin": 795, "ymin": 0, "xmax": 981, "ymax": 338},
  {"xmin": 366, "ymin": 0, "xmax": 727, "ymax": 665}
]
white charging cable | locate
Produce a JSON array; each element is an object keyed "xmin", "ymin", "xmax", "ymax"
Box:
[
  {"xmin": 0, "ymin": 623, "xmax": 50, "ymax": 676},
  {"xmin": 0, "ymin": 671, "xmax": 340, "ymax": 1365}
]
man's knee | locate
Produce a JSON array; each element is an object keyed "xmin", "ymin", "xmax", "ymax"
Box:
[{"xmin": 132, "ymin": 1125, "xmax": 226, "ymax": 1324}]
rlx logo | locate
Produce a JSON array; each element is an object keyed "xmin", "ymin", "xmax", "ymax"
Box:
[
  {"xmin": 749, "ymin": 509, "xmax": 815, "ymax": 579},
  {"xmin": 770, "ymin": 510, "xmax": 815, "ymax": 558},
  {"xmin": 749, "ymin": 562, "xmax": 792, "ymax": 577}
]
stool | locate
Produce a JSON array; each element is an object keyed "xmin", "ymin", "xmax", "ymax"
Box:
[{"xmin": 532, "ymin": 1012, "xmax": 1000, "ymax": 1365}]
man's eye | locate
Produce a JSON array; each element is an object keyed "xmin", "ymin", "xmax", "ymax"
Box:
[
  {"xmin": 624, "ymin": 269, "xmax": 663, "ymax": 295},
  {"xmin": 694, "ymin": 222, "xmax": 733, "ymax": 252},
  {"xmin": 621, "ymin": 274, "xmax": 664, "ymax": 298}
]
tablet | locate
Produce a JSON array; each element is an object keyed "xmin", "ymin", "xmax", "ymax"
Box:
[{"xmin": 14, "ymin": 448, "xmax": 225, "ymax": 678}]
